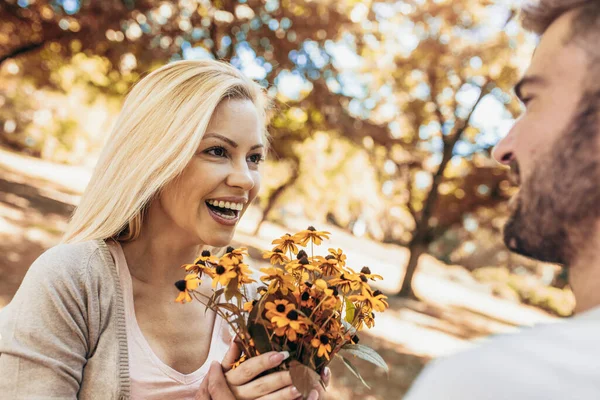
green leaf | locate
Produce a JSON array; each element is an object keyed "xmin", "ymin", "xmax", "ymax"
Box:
[
  {"xmin": 344, "ymin": 299, "xmax": 355, "ymax": 323},
  {"xmin": 340, "ymin": 344, "xmax": 388, "ymax": 373},
  {"xmin": 289, "ymin": 360, "xmax": 323, "ymax": 399},
  {"xmin": 338, "ymin": 354, "xmax": 371, "ymax": 389}
]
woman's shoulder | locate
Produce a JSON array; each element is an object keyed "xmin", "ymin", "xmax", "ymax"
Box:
[{"xmin": 28, "ymin": 239, "xmax": 114, "ymax": 284}]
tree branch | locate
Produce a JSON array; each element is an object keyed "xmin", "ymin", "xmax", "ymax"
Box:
[{"xmin": 0, "ymin": 41, "xmax": 45, "ymax": 65}]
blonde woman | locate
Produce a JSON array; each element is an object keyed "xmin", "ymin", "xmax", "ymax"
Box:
[{"xmin": 0, "ymin": 60, "xmax": 327, "ymax": 400}]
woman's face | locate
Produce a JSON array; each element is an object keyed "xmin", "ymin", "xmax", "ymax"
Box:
[{"xmin": 158, "ymin": 98, "xmax": 265, "ymax": 247}]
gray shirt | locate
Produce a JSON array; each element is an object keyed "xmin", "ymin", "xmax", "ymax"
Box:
[
  {"xmin": 0, "ymin": 240, "xmax": 130, "ymax": 399},
  {"xmin": 405, "ymin": 306, "xmax": 600, "ymax": 399}
]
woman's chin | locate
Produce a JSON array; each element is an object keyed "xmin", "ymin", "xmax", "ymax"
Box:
[{"xmin": 203, "ymin": 233, "xmax": 235, "ymax": 249}]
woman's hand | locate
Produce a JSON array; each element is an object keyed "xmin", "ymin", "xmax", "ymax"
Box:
[{"xmin": 196, "ymin": 342, "xmax": 329, "ymax": 400}]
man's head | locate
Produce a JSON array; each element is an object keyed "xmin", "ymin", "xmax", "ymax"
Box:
[{"xmin": 492, "ymin": 0, "xmax": 600, "ymax": 265}]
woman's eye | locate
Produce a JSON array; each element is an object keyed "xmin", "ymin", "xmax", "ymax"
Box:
[
  {"xmin": 206, "ymin": 147, "xmax": 227, "ymax": 157},
  {"xmin": 248, "ymin": 154, "xmax": 264, "ymax": 164}
]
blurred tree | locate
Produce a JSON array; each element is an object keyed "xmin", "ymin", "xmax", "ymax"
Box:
[{"xmin": 338, "ymin": 0, "xmax": 532, "ymax": 297}]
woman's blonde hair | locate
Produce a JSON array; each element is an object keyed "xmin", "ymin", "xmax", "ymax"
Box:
[{"xmin": 61, "ymin": 59, "xmax": 269, "ymax": 244}]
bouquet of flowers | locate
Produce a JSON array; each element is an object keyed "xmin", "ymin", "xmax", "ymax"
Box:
[{"xmin": 174, "ymin": 227, "xmax": 389, "ymax": 398}]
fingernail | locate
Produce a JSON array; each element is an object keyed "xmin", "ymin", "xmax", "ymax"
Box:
[
  {"xmin": 324, "ymin": 367, "xmax": 331, "ymax": 377},
  {"xmin": 290, "ymin": 386, "xmax": 301, "ymax": 396},
  {"xmin": 307, "ymin": 389, "xmax": 319, "ymax": 400},
  {"xmin": 270, "ymin": 351, "xmax": 290, "ymax": 364}
]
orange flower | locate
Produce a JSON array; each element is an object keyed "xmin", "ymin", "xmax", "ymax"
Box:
[
  {"xmin": 317, "ymin": 255, "xmax": 343, "ymax": 276},
  {"xmin": 328, "ymin": 248, "xmax": 347, "ymax": 267},
  {"xmin": 182, "ymin": 250, "xmax": 218, "ymax": 275},
  {"xmin": 211, "ymin": 263, "xmax": 237, "ymax": 288},
  {"xmin": 349, "ymin": 288, "xmax": 389, "ymax": 312},
  {"xmin": 174, "ymin": 273, "xmax": 201, "ymax": 303},
  {"xmin": 222, "ymin": 246, "xmax": 248, "ymax": 264},
  {"xmin": 286, "ymin": 256, "xmax": 318, "ymax": 275},
  {"xmin": 328, "ymin": 273, "xmax": 362, "ymax": 294},
  {"xmin": 271, "ymin": 306, "xmax": 307, "ymax": 342},
  {"xmin": 310, "ymin": 331, "xmax": 333, "ymax": 360},
  {"xmin": 263, "ymin": 249, "xmax": 291, "ymax": 265},
  {"xmin": 293, "ymin": 226, "xmax": 330, "ymax": 246},
  {"xmin": 359, "ymin": 266, "xmax": 383, "ymax": 281},
  {"xmin": 231, "ymin": 262, "xmax": 256, "ymax": 286},
  {"xmin": 362, "ymin": 311, "xmax": 375, "ymax": 329},
  {"xmin": 243, "ymin": 300, "xmax": 257, "ymax": 312},
  {"xmin": 265, "ymin": 299, "xmax": 295, "ymax": 320},
  {"xmin": 271, "ymin": 233, "xmax": 299, "ymax": 255},
  {"xmin": 260, "ymin": 267, "xmax": 296, "ymax": 295}
]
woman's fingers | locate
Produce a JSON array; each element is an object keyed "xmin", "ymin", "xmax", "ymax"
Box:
[
  {"xmin": 207, "ymin": 362, "xmax": 236, "ymax": 400},
  {"xmin": 195, "ymin": 361, "xmax": 237, "ymax": 400},
  {"xmin": 226, "ymin": 351, "xmax": 289, "ymax": 386},
  {"xmin": 255, "ymin": 384, "xmax": 303, "ymax": 400},
  {"xmin": 321, "ymin": 367, "xmax": 331, "ymax": 387},
  {"xmin": 233, "ymin": 370, "xmax": 293, "ymax": 399},
  {"xmin": 222, "ymin": 341, "xmax": 242, "ymax": 372},
  {"xmin": 307, "ymin": 389, "xmax": 319, "ymax": 400}
]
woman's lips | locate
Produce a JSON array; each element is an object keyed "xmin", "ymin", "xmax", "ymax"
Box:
[{"xmin": 206, "ymin": 203, "xmax": 239, "ymax": 227}]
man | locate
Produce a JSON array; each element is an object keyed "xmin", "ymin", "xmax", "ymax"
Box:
[{"xmin": 405, "ymin": 0, "xmax": 600, "ymax": 398}]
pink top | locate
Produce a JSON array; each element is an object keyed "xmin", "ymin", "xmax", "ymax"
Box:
[{"xmin": 107, "ymin": 241, "xmax": 232, "ymax": 400}]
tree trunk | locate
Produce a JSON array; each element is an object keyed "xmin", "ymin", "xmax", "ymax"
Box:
[
  {"xmin": 253, "ymin": 166, "xmax": 300, "ymax": 236},
  {"xmin": 398, "ymin": 239, "xmax": 426, "ymax": 298},
  {"xmin": 397, "ymin": 82, "xmax": 490, "ymax": 297}
]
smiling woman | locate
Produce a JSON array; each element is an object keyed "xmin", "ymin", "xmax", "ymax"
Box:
[{"xmin": 0, "ymin": 60, "xmax": 323, "ymax": 400}]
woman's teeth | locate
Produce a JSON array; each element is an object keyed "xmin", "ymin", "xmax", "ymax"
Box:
[{"xmin": 206, "ymin": 199, "xmax": 244, "ymax": 211}]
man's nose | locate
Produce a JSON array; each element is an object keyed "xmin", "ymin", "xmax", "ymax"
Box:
[{"xmin": 492, "ymin": 128, "xmax": 516, "ymax": 166}]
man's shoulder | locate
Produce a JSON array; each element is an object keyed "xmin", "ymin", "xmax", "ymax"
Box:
[{"xmin": 405, "ymin": 318, "xmax": 600, "ymax": 399}]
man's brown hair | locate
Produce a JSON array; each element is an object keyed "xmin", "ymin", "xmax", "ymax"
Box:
[{"xmin": 522, "ymin": 0, "xmax": 600, "ymax": 64}]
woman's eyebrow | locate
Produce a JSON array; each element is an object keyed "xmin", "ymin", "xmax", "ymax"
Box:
[{"xmin": 203, "ymin": 133, "xmax": 264, "ymax": 151}]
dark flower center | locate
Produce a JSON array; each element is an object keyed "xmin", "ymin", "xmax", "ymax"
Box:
[
  {"xmin": 287, "ymin": 310, "xmax": 299, "ymax": 321},
  {"xmin": 361, "ymin": 266, "xmax": 371, "ymax": 274},
  {"xmin": 360, "ymin": 275, "xmax": 368, "ymax": 283},
  {"xmin": 301, "ymin": 292, "xmax": 310, "ymax": 301},
  {"xmin": 328, "ymin": 286, "xmax": 339, "ymax": 297},
  {"xmin": 325, "ymin": 255, "xmax": 336, "ymax": 260},
  {"xmin": 274, "ymin": 249, "xmax": 283, "ymax": 253},
  {"xmin": 195, "ymin": 259, "xmax": 206, "ymax": 266},
  {"xmin": 216, "ymin": 266, "xmax": 226, "ymax": 275},
  {"xmin": 340, "ymin": 274, "xmax": 346, "ymax": 280},
  {"xmin": 351, "ymin": 335, "xmax": 360, "ymax": 344},
  {"xmin": 202, "ymin": 250, "xmax": 211, "ymax": 257},
  {"xmin": 297, "ymin": 250, "xmax": 307, "ymax": 259},
  {"xmin": 307, "ymin": 226, "xmax": 316, "ymax": 231},
  {"xmin": 305, "ymin": 281, "xmax": 313, "ymax": 288},
  {"xmin": 276, "ymin": 304, "xmax": 286, "ymax": 313},
  {"xmin": 319, "ymin": 335, "xmax": 329, "ymax": 345},
  {"xmin": 174, "ymin": 280, "xmax": 187, "ymax": 292},
  {"xmin": 226, "ymin": 246, "xmax": 235, "ymax": 253},
  {"xmin": 299, "ymin": 257, "xmax": 310, "ymax": 265},
  {"xmin": 373, "ymin": 290, "xmax": 383, "ymax": 297}
]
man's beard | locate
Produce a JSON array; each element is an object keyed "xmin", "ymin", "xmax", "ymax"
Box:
[{"xmin": 503, "ymin": 91, "xmax": 600, "ymax": 265}]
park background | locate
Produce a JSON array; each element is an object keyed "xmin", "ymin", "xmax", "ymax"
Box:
[{"xmin": 0, "ymin": 0, "xmax": 574, "ymax": 398}]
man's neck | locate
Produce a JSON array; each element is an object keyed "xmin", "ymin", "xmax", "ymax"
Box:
[{"xmin": 569, "ymin": 238, "xmax": 600, "ymax": 314}]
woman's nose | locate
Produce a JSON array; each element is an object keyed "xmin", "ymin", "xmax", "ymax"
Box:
[{"xmin": 227, "ymin": 162, "xmax": 255, "ymax": 191}]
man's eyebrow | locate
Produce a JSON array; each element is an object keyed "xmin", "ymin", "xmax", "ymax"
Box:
[
  {"xmin": 203, "ymin": 133, "xmax": 264, "ymax": 151},
  {"xmin": 514, "ymin": 75, "xmax": 546, "ymax": 102}
]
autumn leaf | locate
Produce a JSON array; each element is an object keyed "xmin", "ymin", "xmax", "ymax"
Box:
[{"xmin": 289, "ymin": 360, "xmax": 323, "ymax": 399}]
